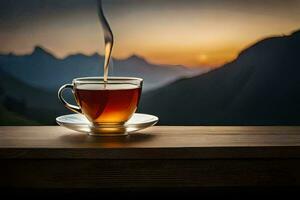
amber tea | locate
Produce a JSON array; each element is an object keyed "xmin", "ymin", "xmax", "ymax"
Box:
[
  {"xmin": 75, "ymin": 83, "xmax": 141, "ymax": 124},
  {"xmin": 58, "ymin": 77, "xmax": 143, "ymax": 126}
]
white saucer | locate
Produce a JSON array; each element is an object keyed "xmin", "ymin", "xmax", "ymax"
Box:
[{"xmin": 56, "ymin": 113, "xmax": 159, "ymax": 136}]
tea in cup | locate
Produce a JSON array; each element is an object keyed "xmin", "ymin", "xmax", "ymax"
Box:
[{"xmin": 58, "ymin": 77, "xmax": 143, "ymax": 134}]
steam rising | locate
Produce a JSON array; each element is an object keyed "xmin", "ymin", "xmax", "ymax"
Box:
[{"xmin": 97, "ymin": 0, "xmax": 114, "ymax": 82}]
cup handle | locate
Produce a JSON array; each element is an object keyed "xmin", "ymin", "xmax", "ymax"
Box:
[{"xmin": 58, "ymin": 84, "xmax": 82, "ymax": 114}]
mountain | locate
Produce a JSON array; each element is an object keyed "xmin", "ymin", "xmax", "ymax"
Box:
[
  {"xmin": 139, "ymin": 30, "xmax": 300, "ymax": 125},
  {"xmin": 0, "ymin": 46, "xmax": 208, "ymax": 125},
  {"xmin": 0, "ymin": 47, "xmax": 208, "ymax": 92},
  {"xmin": 2, "ymin": 31, "xmax": 299, "ymax": 126},
  {"xmin": 0, "ymin": 68, "xmax": 69, "ymax": 125}
]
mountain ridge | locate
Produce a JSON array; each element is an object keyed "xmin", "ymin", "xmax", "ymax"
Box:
[
  {"xmin": 1, "ymin": 46, "xmax": 202, "ymax": 69},
  {"xmin": 139, "ymin": 29, "xmax": 300, "ymax": 125},
  {"xmin": 1, "ymin": 30, "xmax": 299, "ymax": 125},
  {"xmin": 0, "ymin": 46, "xmax": 207, "ymax": 92}
]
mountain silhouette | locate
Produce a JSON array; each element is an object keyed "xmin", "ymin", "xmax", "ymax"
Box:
[
  {"xmin": 0, "ymin": 46, "xmax": 208, "ymax": 125},
  {"xmin": 0, "ymin": 67, "xmax": 71, "ymax": 125},
  {"xmin": 139, "ymin": 30, "xmax": 300, "ymax": 125},
  {"xmin": 31, "ymin": 46, "xmax": 55, "ymax": 58},
  {"xmin": 1, "ymin": 30, "xmax": 299, "ymax": 125},
  {"xmin": 0, "ymin": 47, "xmax": 207, "ymax": 92}
]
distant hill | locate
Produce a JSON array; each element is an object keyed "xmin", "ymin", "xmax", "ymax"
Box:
[
  {"xmin": 0, "ymin": 105, "xmax": 38, "ymax": 125},
  {"xmin": 0, "ymin": 47, "xmax": 208, "ymax": 92},
  {"xmin": 0, "ymin": 68, "xmax": 69, "ymax": 125},
  {"xmin": 139, "ymin": 30, "xmax": 300, "ymax": 125},
  {"xmin": 0, "ymin": 47, "xmax": 208, "ymax": 125},
  {"xmin": 1, "ymin": 30, "xmax": 299, "ymax": 126}
]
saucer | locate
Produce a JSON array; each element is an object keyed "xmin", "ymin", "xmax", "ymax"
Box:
[{"xmin": 56, "ymin": 113, "xmax": 159, "ymax": 136}]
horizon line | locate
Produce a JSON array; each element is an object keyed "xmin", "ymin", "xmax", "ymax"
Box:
[
  {"xmin": 1, "ymin": 29, "xmax": 298, "ymax": 69},
  {"xmin": 0, "ymin": 45, "xmax": 212, "ymax": 69}
]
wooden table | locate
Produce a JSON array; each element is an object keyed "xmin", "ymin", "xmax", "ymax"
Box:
[{"xmin": 1, "ymin": 126, "xmax": 300, "ymax": 189}]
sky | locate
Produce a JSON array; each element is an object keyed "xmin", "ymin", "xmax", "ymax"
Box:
[{"xmin": 0, "ymin": 0, "xmax": 300, "ymax": 67}]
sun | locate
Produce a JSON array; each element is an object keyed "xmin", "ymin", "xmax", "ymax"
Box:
[{"xmin": 197, "ymin": 54, "xmax": 208, "ymax": 62}]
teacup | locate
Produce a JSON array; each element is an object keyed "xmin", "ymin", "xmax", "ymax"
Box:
[{"xmin": 58, "ymin": 77, "xmax": 143, "ymax": 134}]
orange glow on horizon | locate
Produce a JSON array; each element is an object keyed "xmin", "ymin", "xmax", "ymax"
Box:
[{"xmin": 1, "ymin": 1, "xmax": 300, "ymax": 68}]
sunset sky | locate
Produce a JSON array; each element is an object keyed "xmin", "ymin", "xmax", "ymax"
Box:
[{"xmin": 0, "ymin": 0, "xmax": 300, "ymax": 67}]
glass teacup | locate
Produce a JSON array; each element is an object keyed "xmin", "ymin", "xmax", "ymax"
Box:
[{"xmin": 58, "ymin": 77, "xmax": 143, "ymax": 135}]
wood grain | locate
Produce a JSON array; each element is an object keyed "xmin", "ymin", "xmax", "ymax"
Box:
[
  {"xmin": 1, "ymin": 126, "xmax": 300, "ymax": 188},
  {"xmin": 0, "ymin": 126, "xmax": 300, "ymax": 159},
  {"xmin": 2, "ymin": 159, "xmax": 300, "ymax": 188}
]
